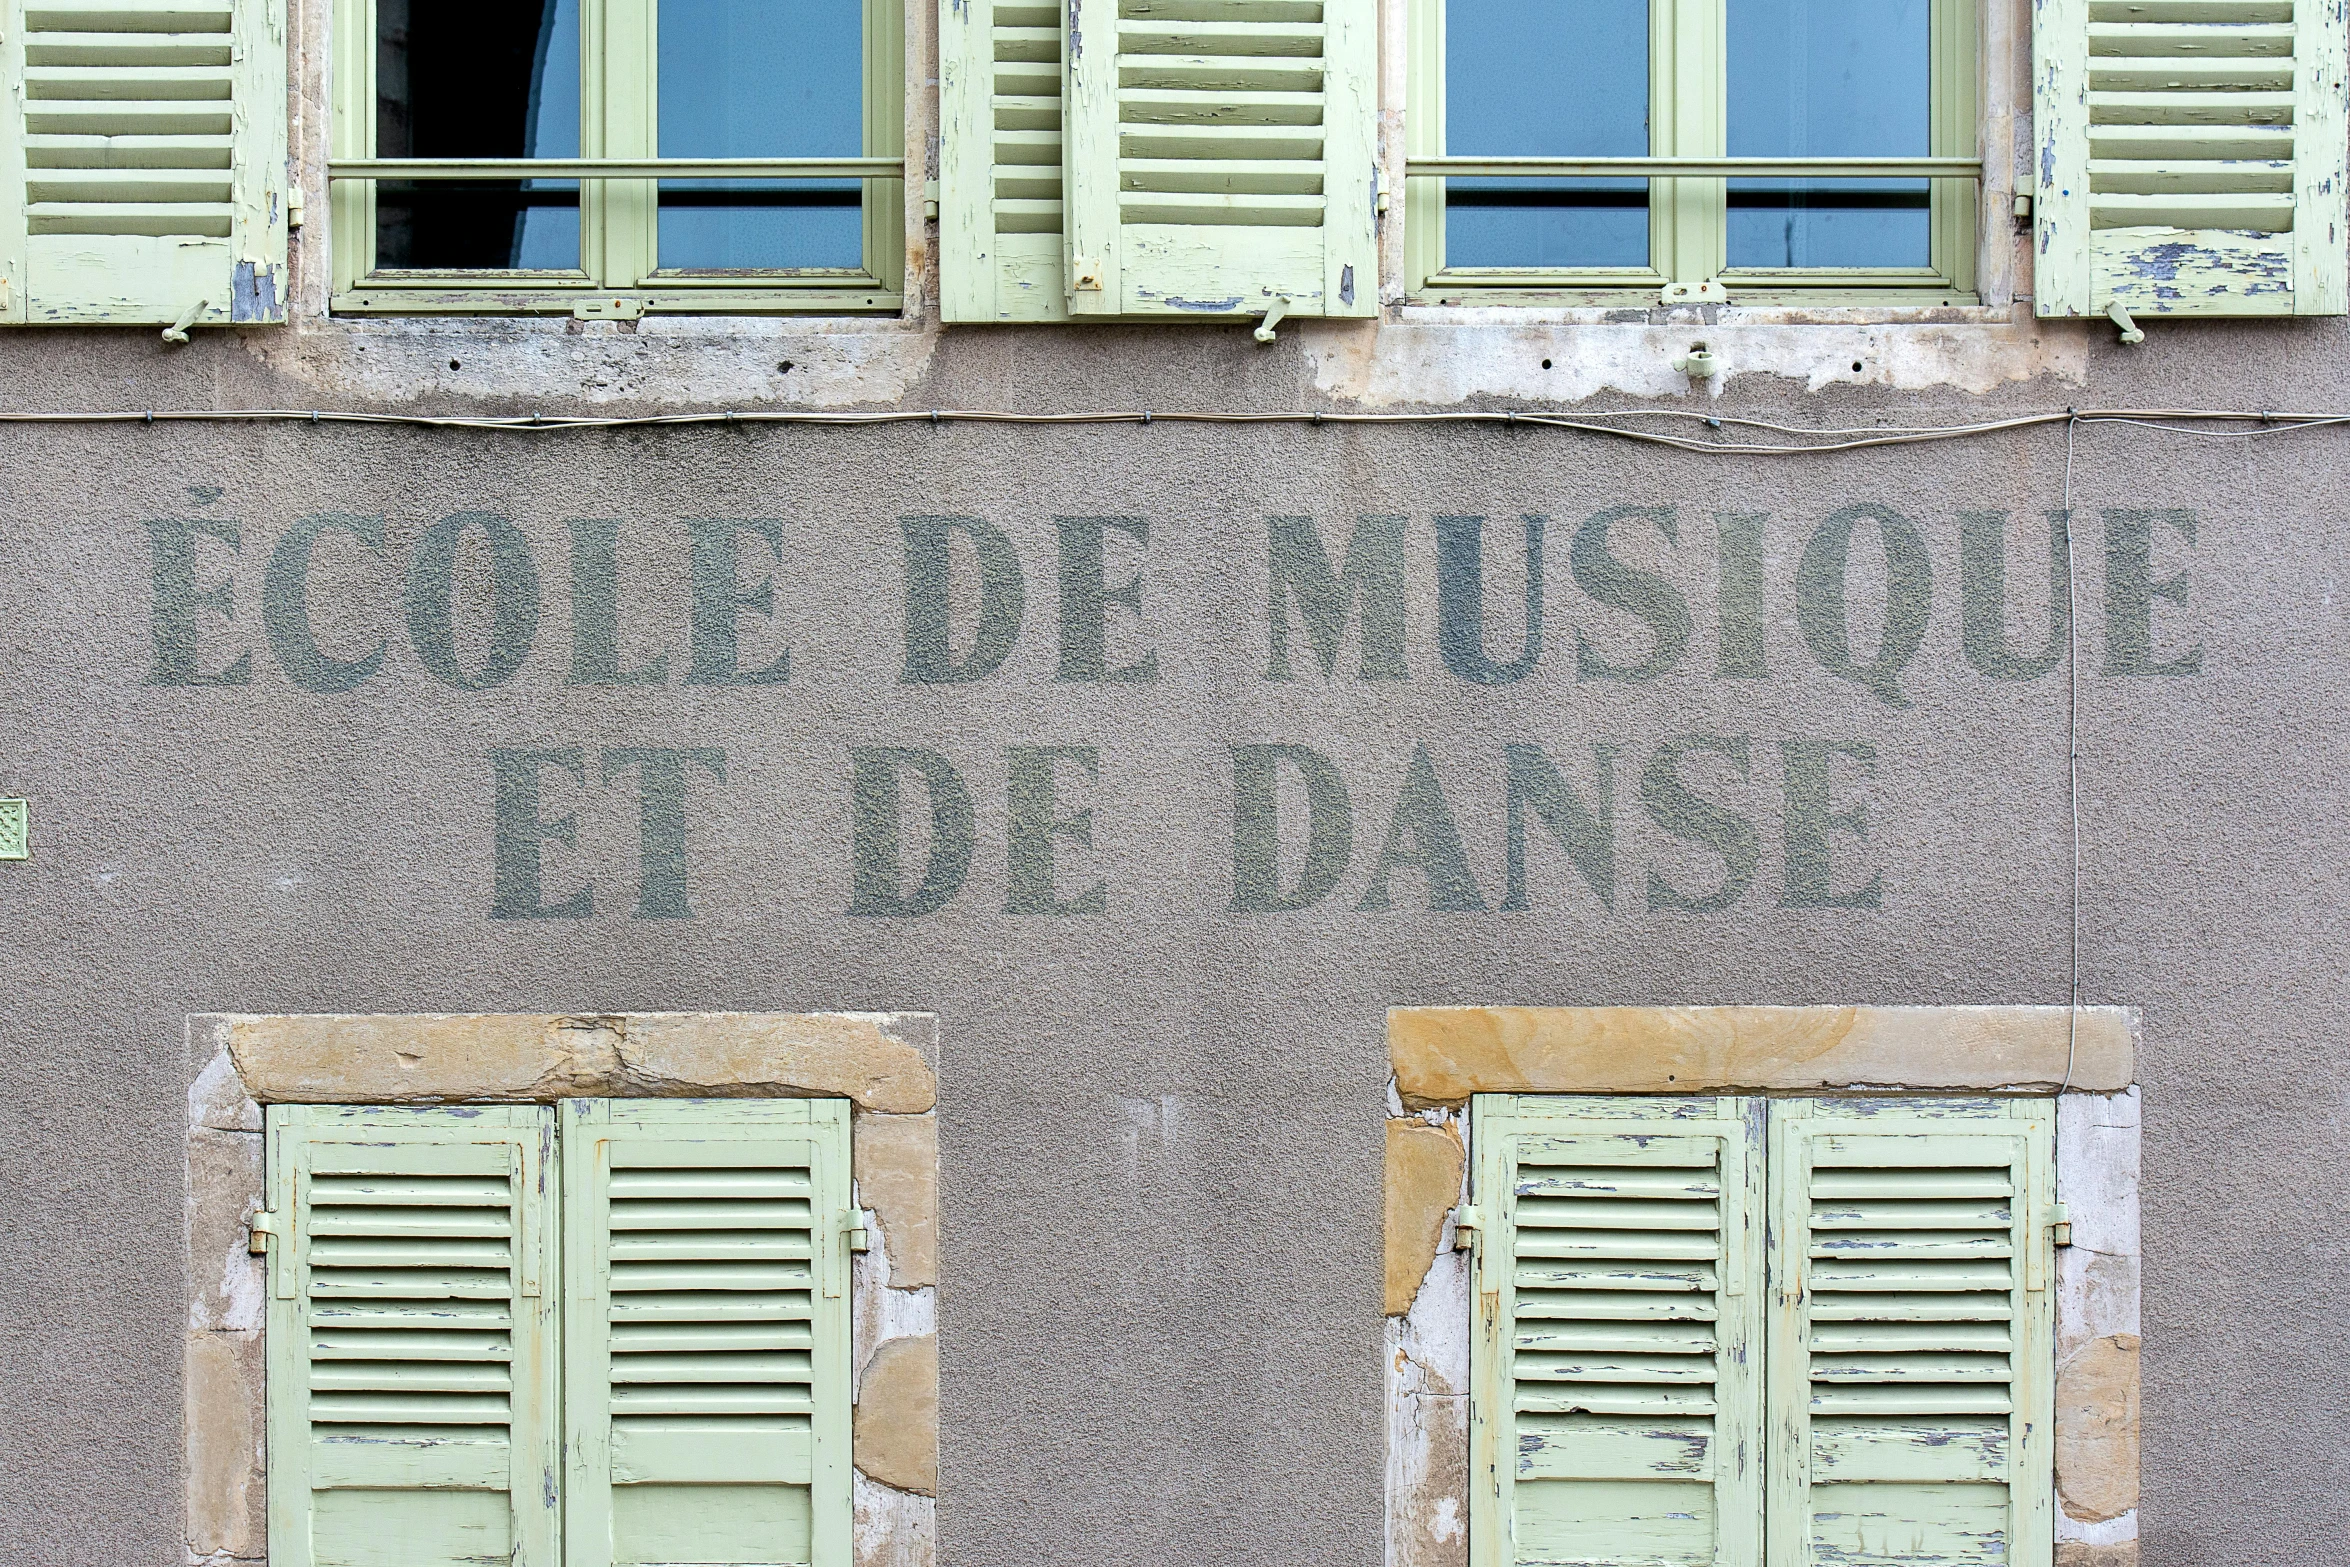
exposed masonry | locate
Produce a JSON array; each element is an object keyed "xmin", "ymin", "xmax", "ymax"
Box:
[
  {"xmin": 218, "ymin": 0, "xmax": 2084, "ymax": 407},
  {"xmin": 182, "ymin": 1012, "xmax": 940, "ymax": 1567},
  {"xmin": 1380, "ymin": 1005, "xmax": 2142, "ymax": 1567}
]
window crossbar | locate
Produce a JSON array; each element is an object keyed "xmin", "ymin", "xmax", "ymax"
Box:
[
  {"xmin": 1405, "ymin": 157, "xmax": 1981, "ymax": 180},
  {"xmin": 329, "ymin": 158, "xmax": 906, "ymax": 181}
]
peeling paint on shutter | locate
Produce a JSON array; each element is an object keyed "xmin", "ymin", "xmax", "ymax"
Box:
[
  {"xmin": 264, "ymin": 1105, "xmax": 561, "ymax": 1567},
  {"xmin": 1059, "ymin": 0, "xmax": 1375, "ymax": 318},
  {"xmin": 1470, "ymin": 1095, "xmax": 1765, "ymax": 1567},
  {"xmin": 0, "ymin": 0, "xmax": 287, "ymax": 324},
  {"xmin": 940, "ymin": 0, "xmax": 1072, "ymax": 321},
  {"xmin": 563, "ymin": 1098, "xmax": 854, "ymax": 1567},
  {"xmin": 1766, "ymin": 1099, "xmax": 2055, "ymax": 1567},
  {"xmin": 2035, "ymin": 0, "xmax": 2348, "ymax": 317}
]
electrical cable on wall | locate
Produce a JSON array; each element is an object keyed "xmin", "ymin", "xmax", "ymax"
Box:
[{"xmin": 0, "ymin": 403, "xmax": 2344, "ymax": 454}]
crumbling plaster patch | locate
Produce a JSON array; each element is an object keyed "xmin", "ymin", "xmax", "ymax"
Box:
[
  {"xmin": 1389, "ymin": 1004, "xmax": 2135, "ymax": 1108},
  {"xmin": 183, "ymin": 1012, "xmax": 938, "ymax": 1567},
  {"xmin": 1385, "ymin": 1119, "xmax": 1465, "ymax": 1316},
  {"xmin": 1381, "ymin": 1010, "xmax": 2140, "ymax": 1567}
]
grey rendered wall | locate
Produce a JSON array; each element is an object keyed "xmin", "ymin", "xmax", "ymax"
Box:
[{"xmin": 0, "ymin": 315, "xmax": 2346, "ymax": 1567}]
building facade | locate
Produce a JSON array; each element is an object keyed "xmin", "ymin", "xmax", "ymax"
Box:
[{"xmin": 1, "ymin": 0, "xmax": 2343, "ymax": 1564}]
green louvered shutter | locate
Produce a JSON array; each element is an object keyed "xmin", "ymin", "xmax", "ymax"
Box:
[
  {"xmin": 1058, "ymin": 0, "xmax": 1375, "ymax": 319},
  {"xmin": 2035, "ymin": 0, "xmax": 2348, "ymax": 317},
  {"xmin": 563, "ymin": 1099, "xmax": 855, "ymax": 1567},
  {"xmin": 0, "ymin": 0, "xmax": 287, "ymax": 325},
  {"xmin": 939, "ymin": 0, "xmax": 1072, "ymax": 320},
  {"xmin": 264, "ymin": 1105, "xmax": 561, "ymax": 1567},
  {"xmin": 1470, "ymin": 1095, "xmax": 1765, "ymax": 1567},
  {"xmin": 1766, "ymin": 1100, "xmax": 2055, "ymax": 1567}
]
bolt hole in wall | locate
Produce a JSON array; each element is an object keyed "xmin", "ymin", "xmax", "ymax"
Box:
[
  {"xmin": 780, "ymin": 361, "xmax": 794, "ymax": 372},
  {"xmin": 450, "ymin": 359, "xmax": 462, "ymax": 370},
  {"xmin": 1542, "ymin": 358, "xmax": 1553, "ymax": 369},
  {"xmin": 1853, "ymin": 360, "xmax": 1864, "ymax": 372}
]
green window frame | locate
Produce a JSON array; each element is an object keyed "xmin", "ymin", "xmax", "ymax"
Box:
[
  {"xmin": 327, "ymin": 0, "xmax": 905, "ymax": 315},
  {"xmin": 1404, "ymin": 0, "xmax": 1981, "ymax": 304}
]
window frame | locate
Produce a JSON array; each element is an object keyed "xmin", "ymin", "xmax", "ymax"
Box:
[
  {"xmin": 1402, "ymin": 0, "xmax": 1981, "ymax": 305},
  {"xmin": 327, "ymin": 0, "xmax": 907, "ymax": 315}
]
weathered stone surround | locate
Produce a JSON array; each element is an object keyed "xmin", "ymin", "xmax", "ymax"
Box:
[
  {"xmin": 184, "ymin": 1012, "xmax": 940, "ymax": 1567},
  {"xmin": 1382, "ymin": 1005, "xmax": 2141, "ymax": 1567}
]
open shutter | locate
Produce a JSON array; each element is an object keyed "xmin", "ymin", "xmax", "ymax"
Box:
[
  {"xmin": 2035, "ymin": 0, "xmax": 2348, "ymax": 317},
  {"xmin": 0, "ymin": 0, "xmax": 287, "ymax": 325},
  {"xmin": 939, "ymin": 0, "xmax": 1072, "ymax": 320},
  {"xmin": 564, "ymin": 1099, "xmax": 855, "ymax": 1567},
  {"xmin": 1470, "ymin": 1095, "xmax": 1765, "ymax": 1567},
  {"xmin": 1058, "ymin": 0, "xmax": 1374, "ymax": 319},
  {"xmin": 1766, "ymin": 1100, "xmax": 2055, "ymax": 1567},
  {"xmin": 263, "ymin": 1105, "xmax": 560, "ymax": 1567}
]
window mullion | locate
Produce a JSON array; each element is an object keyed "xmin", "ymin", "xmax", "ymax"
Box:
[
  {"xmin": 1655, "ymin": 0, "xmax": 1725, "ymax": 286},
  {"xmin": 590, "ymin": 0, "xmax": 658, "ymax": 287}
]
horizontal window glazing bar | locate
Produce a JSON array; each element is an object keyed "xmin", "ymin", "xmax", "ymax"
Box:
[
  {"xmin": 329, "ymin": 158, "xmax": 905, "ymax": 181},
  {"xmin": 1405, "ymin": 157, "xmax": 1980, "ymax": 179}
]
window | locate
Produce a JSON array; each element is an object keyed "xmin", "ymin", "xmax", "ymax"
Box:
[
  {"xmin": 261, "ymin": 1099, "xmax": 853, "ymax": 1567},
  {"xmin": 1469, "ymin": 1093, "xmax": 2054, "ymax": 1567},
  {"xmin": 1404, "ymin": 0, "xmax": 1981, "ymax": 302},
  {"xmin": 328, "ymin": 0, "xmax": 904, "ymax": 313}
]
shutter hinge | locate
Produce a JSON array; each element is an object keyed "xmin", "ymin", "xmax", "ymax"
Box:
[
  {"xmin": 2046, "ymin": 1201, "xmax": 2073, "ymax": 1248},
  {"xmin": 923, "ymin": 179, "xmax": 940, "ymax": 222},
  {"xmin": 841, "ymin": 1206, "xmax": 872, "ymax": 1253},
  {"xmin": 1450, "ymin": 1203, "xmax": 1480, "ymax": 1249},
  {"xmin": 247, "ymin": 1209, "xmax": 280, "ymax": 1254},
  {"xmin": 287, "ymin": 183, "xmax": 305, "ymax": 231}
]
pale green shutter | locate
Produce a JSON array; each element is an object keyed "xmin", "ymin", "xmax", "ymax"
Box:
[
  {"xmin": 2035, "ymin": 0, "xmax": 2348, "ymax": 317},
  {"xmin": 1470, "ymin": 1095, "xmax": 1765, "ymax": 1567},
  {"xmin": 0, "ymin": 0, "xmax": 287, "ymax": 325},
  {"xmin": 938, "ymin": 0, "xmax": 1072, "ymax": 320},
  {"xmin": 263, "ymin": 1105, "xmax": 561, "ymax": 1567},
  {"xmin": 563, "ymin": 1099, "xmax": 855, "ymax": 1567},
  {"xmin": 1058, "ymin": 0, "xmax": 1376, "ymax": 319},
  {"xmin": 1765, "ymin": 1100, "xmax": 2055, "ymax": 1567}
]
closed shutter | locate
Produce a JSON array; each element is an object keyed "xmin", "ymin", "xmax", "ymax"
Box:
[
  {"xmin": 1765, "ymin": 1101, "xmax": 2055, "ymax": 1567},
  {"xmin": 0, "ymin": 0, "xmax": 287, "ymax": 325},
  {"xmin": 1057, "ymin": 0, "xmax": 1375, "ymax": 319},
  {"xmin": 1470, "ymin": 1095, "xmax": 1765, "ymax": 1567},
  {"xmin": 938, "ymin": 0, "xmax": 1072, "ymax": 321},
  {"xmin": 2035, "ymin": 0, "xmax": 2348, "ymax": 317},
  {"xmin": 263, "ymin": 1105, "xmax": 560, "ymax": 1567},
  {"xmin": 563, "ymin": 1099, "xmax": 855, "ymax": 1567}
]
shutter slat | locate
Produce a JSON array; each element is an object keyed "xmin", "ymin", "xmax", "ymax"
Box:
[
  {"xmin": 1766, "ymin": 1104, "xmax": 2054, "ymax": 1567},
  {"xmin": 2038, "ymin": 0, "xmax": 2346, "ymax": 315},
  {"xmin": 940, "ymin": 0, "xmax": 1072, "ymax": 319},
  {"xmin": 1474, "ymin": 1099, "xmax": 1765, "ymax": 1567},
  {"xmin": 265, "ymin": 1106, "xmax": 558, "ymax": 1567},
  {"xmin": 564, "ymin": 1102, "xmax": 853, "ymax": 1567}
]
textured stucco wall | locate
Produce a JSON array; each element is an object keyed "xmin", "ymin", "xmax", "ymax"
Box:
[{"xmin": 1, "ymin": 319, "xmax": 2348, "ymax": 1567}]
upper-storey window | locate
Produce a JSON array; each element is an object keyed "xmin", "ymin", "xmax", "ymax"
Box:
[
  {"xmin": 329, "ymin": 0, "xmax": 904, "ymax": 313},
  {"xmin": 1405, "ymin": 0, "xmax": 1979, "ymax": 303}
]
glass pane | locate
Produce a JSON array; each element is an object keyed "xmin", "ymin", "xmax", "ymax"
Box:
[
  {"xmin": 1727, "ymin": 0, "xmax": 1929, "ymax": 269},
  {"xmin": 375, "ymin": 0, "xmax": 581, "ymax": 269},
  {"xmin": 1444, "ymin": 0, "xmax": 1648, "ymax": 270},
  {"xmin": 658, "ymin": 0, "xmax": 863, "ymax": 271}
]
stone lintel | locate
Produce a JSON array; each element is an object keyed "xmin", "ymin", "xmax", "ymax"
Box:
[
  {"xmin": 1390, "ymin": 1005, "xmax": 2134, "ymax": 1107},
  {"xmin": 205, "ymin": 1011, "xmax": 937, "ymax": 1112}
]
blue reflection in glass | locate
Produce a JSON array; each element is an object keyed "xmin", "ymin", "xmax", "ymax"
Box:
[
  {"xmin": 1727, "ymin": 0, "xmax": 1929, "ymax": 269},
  {"xmin": 658, "ymin": 0, "xmax": 863, "ymax": 271},
  {"xmin": 374, "ymin": 0, "xmax": 580, "ymax": 269},
  {"xmin": 1445, "ymin": 0, "xmax": 1648, "ymax": 270}
]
